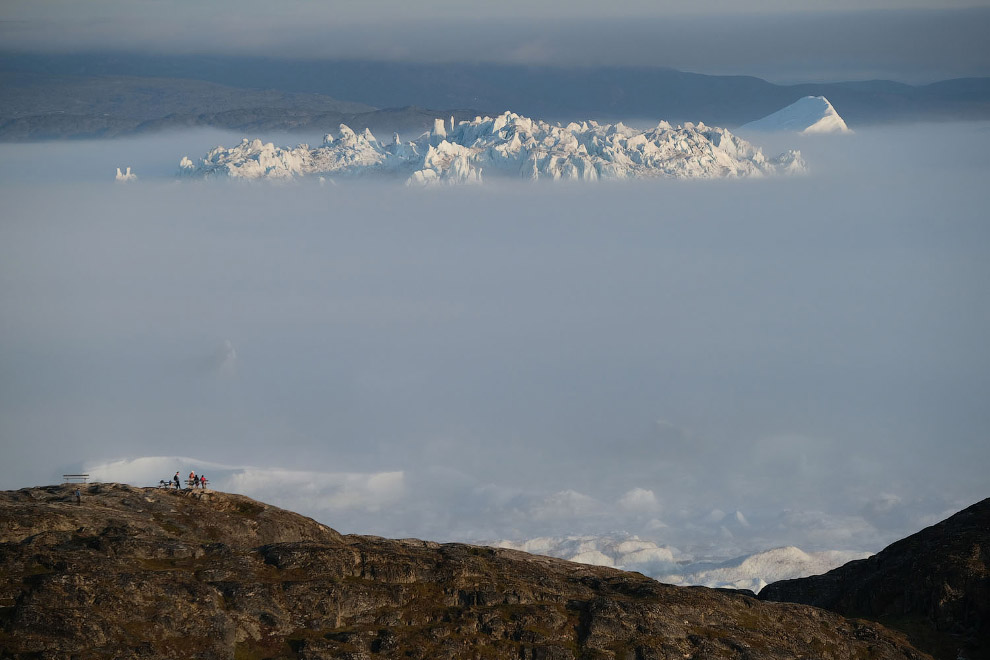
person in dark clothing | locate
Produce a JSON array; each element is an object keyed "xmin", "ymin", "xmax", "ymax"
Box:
[{"xmin": 173, "ymin": 472, "xmax": 180, "ymax": 490}]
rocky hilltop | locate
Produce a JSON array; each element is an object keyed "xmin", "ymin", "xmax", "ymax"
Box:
[
  {"xmin": 0, "ymin": 483, "xmax": 928, "ymax": 660},
  {"xmin": 760, "ymin": 498, "xmax": 990, "ymax": 660}
]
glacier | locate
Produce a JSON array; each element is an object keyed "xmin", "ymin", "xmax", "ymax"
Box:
[
  {"xmin": 741, "ymin": 96, "xmax": 851, "ymax": 134},
  {"xmin": 179, "ymin": 111, "xmax": 805, "ymax": 184}
]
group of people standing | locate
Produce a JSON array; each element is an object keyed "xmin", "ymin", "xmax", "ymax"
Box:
[
  {"xmin": 185, "ymin": 471, "xmax": 208, "ymax": 489},
  {"xmin": 160, "ymin": 471, "xmax": 208, "ymax": 490}
]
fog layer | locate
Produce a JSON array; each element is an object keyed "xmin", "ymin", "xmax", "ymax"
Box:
[{"xmin": 1, "ymin": 124, "xmax": 988, "ymax": 556}]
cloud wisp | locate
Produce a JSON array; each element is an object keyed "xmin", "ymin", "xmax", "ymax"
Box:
[{"xmin": 84, "ymin": 456, "xmax": 406, "ymax": 519}]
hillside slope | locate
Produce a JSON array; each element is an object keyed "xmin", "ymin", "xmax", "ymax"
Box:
[{"xmin": 0, "ymin": 483, "xmax": 929, "ymax": 660}]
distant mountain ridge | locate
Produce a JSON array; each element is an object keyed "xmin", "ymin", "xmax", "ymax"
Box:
[
  {"xmin": 2, "ymin": 52, "xmax": 989, "ymax": 139},
  {"xmin": 0, "ymin": 70, "xmax": 485, "ymax": 141}
]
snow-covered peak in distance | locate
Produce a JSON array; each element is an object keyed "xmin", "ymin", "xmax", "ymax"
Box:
[
  {"xmin": 178, "ymin": 111, "xmax": 805, "ymax": 185},
  {"xmin": 740, "ymin": 96, "xmax": 851, "ymax": 135},
  {"xmin": 490, "ymin": 534, "xmax": 870, "ymax": 593}
]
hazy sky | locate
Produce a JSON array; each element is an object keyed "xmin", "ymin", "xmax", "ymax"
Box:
[
  {"xmin": 1, "ymin": 1, "xmax": 988, "ymax": 82},
  {"xmin": 1, "ymin": 124, "xmax": 988, "ymax": 556},
  {"xmin": 4, "ymin": 0, "xmax": 987, "ymax": 21}
]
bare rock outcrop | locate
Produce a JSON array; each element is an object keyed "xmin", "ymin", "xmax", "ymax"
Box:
[{"xmin": 0, "ymin": 483, "xmax": 930, "ymax": 660}]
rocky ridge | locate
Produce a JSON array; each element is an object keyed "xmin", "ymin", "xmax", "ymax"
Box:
[
  {"xmin": 760, "ymin": 498, "xmax": 990, "ymax": 660},
  {"xmin": 0, "ymin": 483, "xmax": 928, "ymax": 660}
]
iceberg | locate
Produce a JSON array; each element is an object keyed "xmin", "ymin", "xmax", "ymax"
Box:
[
  {"xmin": 115, "ymin": 166, "xmax": 137, "ymax": 182},
  {"xmin": 179, "ymin": 111, "xmax": 805, "ymax": 185},
  {"xmin": 741, "ymin": 96, "xmax": 851, "ymax": 134}
]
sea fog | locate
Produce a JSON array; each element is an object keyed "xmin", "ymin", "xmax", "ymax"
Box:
[{"xmin": 1, "ymin": 123, "xmax": 988, "ymax": 560}]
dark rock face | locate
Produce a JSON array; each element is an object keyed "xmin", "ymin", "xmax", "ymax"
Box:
[
  {"xmin": 760, "ymin": 498, "xmax": 990, "ymax": 660},
  {"xmin": 0, "ymin": 484, "xmax": 929, "ymax": 660}
]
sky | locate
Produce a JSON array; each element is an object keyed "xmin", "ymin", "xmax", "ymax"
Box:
[
  {"xmin": 1, "ymin": 123, "xmax": 988, "ymax": 558},
  {"xmin": 1, "ymin": 1, "xmax": 989, "ymax": 82},
  {"xmin": 3, "ymin": 0, "xmax": 986, "ymax": 21}
]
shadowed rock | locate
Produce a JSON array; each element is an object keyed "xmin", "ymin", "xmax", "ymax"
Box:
[{"xmin": 760, "ymin": 498, "xmax": 990, "ymax": 660}]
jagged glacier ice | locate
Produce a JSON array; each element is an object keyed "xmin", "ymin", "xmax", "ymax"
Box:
[{"xmin": 179, "ymin": 111, "xmax": 805, "ymax": 185}]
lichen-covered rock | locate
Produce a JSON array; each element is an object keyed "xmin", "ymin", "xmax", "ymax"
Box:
[{"xmin": 0, "ymin": 484, "xmax": 928, "ymax": 660}]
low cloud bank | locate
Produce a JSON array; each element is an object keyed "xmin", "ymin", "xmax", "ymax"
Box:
[
  {"xmin": 78, "ymin": 453, "xmax": 975, "ymax": 562},
  {"xmin": 1, "ymin": 123, "xmax": 988, "ymax": 557},
  {"xmin": 85, "ymin": 456, "xmax": 405, "ymax": 518},
  {"xmin": 491, "ymin": 534, "xmax": 872, "ymax": 593}
]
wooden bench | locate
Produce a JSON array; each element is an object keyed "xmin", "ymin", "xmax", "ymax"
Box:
[{"xmin": 62, "ymin": 474, "xmax": 90, "ymax": 484}]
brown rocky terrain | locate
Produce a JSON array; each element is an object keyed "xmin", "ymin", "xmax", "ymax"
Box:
[
  {"xmin": 760, "ymin": 498, "xmax": 990, "ymax": 660},
  {"xmin": 0, "ymin": 483, "xmax": 930, "ymax": 660}
]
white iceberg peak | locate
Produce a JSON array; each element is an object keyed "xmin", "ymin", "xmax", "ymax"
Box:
[{"xmin": 742, "ymin": 96, "xmax": 851, "ymax": 134}]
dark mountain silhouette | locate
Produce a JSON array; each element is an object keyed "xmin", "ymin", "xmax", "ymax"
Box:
[
  {"xmin": 2, "ymin": 53, "xmax": 989, "ymax": 141},
  {"xmin": 0, "ymin": 69, "xmax": 480, "ymax": 140},
  {"xmin": 761, "ymin": 498, "xmax": 990, "ymax": 660}
]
